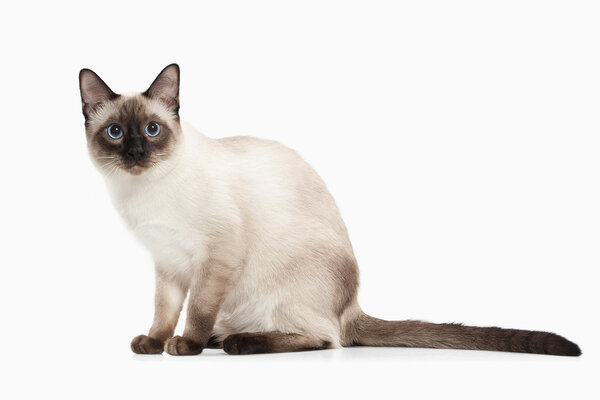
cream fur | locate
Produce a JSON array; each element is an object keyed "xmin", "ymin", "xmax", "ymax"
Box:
[{"xmin": 101, "ymin": 121, "xmax": 359, "ymax": 348}]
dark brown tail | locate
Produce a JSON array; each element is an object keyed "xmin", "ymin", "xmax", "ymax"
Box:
[{"xmin": 347, "ymin": 313, "xmax": 581, "ymax": 356}]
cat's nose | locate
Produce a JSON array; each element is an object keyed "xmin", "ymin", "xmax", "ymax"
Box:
[{"xmin": 126, "ymin": 147, "xmax": 145, "ymax": 161}]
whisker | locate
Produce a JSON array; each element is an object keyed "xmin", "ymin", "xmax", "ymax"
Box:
[
  {"xmin": 98, "ymin": 159, "xmax": 122, "ymax": 179},
  {"xmin": 99, "ymin": 160, "xmax": 115, "ymax": 170},
  {"xmin": 107, "ymin": 163, "xmax": 120, "ymax": 178}
]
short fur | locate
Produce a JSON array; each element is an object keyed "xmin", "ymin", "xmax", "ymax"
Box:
[{"xmin": 79, "ymin": 64, "xmax": 581, "ymax": 357}]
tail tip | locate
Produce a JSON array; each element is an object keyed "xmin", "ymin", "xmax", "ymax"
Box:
[
  {"xmin": 563, "ymin": 340, "xmax": 582, "ymax": 357},
  {"xmin": 551, "ymin": 335, "xmax": 581, "ymax": 357}
]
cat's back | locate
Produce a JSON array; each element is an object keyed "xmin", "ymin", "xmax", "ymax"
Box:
[
  {"xmin": 217, "ymin": 135, "xmax": 298, "ymax": 163},
  {"xmin": 216, "ymin": 135, "xmax": 329, "ymax": 201},
  {"xmin": 215, "ymin": 134, "xmax": 350, "ymax": 248},
  {"xmin": 217, "ymin": 135, "xmax": 267, "ymax": 153}
]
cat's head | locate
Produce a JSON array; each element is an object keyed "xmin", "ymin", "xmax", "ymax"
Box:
[{"xmin": 79, "ymin": 64, "xmax": 182, "ymax": 178}]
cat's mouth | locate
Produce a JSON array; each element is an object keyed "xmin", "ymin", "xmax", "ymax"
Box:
[{"xmin": 122, "ymin": 160, "xmax": 152, "ymax": 175}]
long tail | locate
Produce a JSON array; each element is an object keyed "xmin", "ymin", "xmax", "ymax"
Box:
[{"xmin": 346, "ymin": 313, "xmax": 581, "ymax": 356}]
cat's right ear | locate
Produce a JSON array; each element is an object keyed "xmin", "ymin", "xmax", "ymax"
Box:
[{"xmin": 79, "ymin": 69, "xmax": 119, "ymax": 121}]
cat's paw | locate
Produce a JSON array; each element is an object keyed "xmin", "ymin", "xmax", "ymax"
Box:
[
  {"xmin": 164, "ymin": 336, "xmax": 204, "ymax": 356},
  {"xmin": 223, "ymin": 333, "xmax": 269, "ymax": 355},
  {"xmin": 130, "ymin": 335, "xmax": 164, "ymax": 354}
]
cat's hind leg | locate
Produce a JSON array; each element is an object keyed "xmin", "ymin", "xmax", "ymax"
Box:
[{"xmin": 222, "ymin": 332, "xmax": 331, "ymax": 355}]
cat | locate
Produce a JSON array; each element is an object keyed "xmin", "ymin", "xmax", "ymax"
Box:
[{"xmin": 79, "ymin": 63, "xmax": 581, "ymax": 356}]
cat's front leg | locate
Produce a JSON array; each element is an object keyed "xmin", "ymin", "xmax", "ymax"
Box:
[
  {"xmin": 165, "ymin": 260, "xmax": 235, "ymax": 356},
  {"xmin": 131, "ymin": 268, "xmax": 188, "ymax": 354}
]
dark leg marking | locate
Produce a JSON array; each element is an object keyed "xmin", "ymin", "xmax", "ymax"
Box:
[
  {"xmin": 131, "ymin": 335, "xmax": 165, "ymax": 354},
  {"xmin": 164, "ymin": 335, "xmax": 204, "ymax": 355},
  {"xmin": 223, "ymin": 332, "xmax": 331, "ymax": 355}
]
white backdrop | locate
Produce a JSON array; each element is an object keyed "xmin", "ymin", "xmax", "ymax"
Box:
[{"xmin": 0, "ymin": 1, "xmax": 597, "ymax": 399}]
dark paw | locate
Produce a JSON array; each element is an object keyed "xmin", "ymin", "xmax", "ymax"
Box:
[
  {"xmin": 223, "ymin": 333, "xmax": 269, "ymax": 355},
  {"xmin": 131, "ymin": 335, "xmax": 164, "ymax": 354},
  {"xmin": 164, "ymin": 336, "xmax": 204, "ymax": 356}
]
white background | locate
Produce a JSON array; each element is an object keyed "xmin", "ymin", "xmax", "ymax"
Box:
[{"xmin": 0, "ymin": 0, "xmax": 598, "ymax": 398}]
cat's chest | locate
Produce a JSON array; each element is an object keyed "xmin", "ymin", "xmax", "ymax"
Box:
[{"xmin": 112, "ymin": 185, "xmax": 207, "ymax": 270}]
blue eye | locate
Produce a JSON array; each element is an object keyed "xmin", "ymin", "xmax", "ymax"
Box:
[
  {"xmin": 107, "ymin": 123, "xmax": 123, "ymax": 139},
  {"xmin": 145, "ymin": 122, "xmax": 161, "ymax": 137}
]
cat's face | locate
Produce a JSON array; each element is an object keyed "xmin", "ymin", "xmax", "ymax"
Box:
[{"xmin": 79, "ymin": 64, "xmax": 182, "ymax": 177}]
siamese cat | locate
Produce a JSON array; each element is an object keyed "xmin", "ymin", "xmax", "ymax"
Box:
[{"xmin": 79, "ymin": 64, "xmax": 581, "ymax": 356}]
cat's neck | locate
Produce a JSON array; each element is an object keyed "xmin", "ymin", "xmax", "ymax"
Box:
[{"xmin": 103, "ymin": 122, "xmax": 212, "ymax": 198}]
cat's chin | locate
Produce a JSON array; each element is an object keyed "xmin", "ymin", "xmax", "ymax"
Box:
[
  {"xmin": 98, "ymin": 163, "xmax": 152, "ymax": 180},
  {"xmin": 105, "ymin": 161, "xmax": 175, "ymax": 181},
  {"xmin": 123, "ymin": 164, "xmax": 150, "ymax": 176}
]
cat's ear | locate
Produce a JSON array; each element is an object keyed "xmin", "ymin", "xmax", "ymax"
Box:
[
  {"xmin": 143, "ymin": 63, "xmax": 180, "ymax": 113},
  {"xmin": 79, "ymin": 69, "xmax": 119, "ymax": 120}
]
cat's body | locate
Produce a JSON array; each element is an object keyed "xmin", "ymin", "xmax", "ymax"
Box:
[
  {"xmin": 109, "ymin": 120, "xmax": 357, "ymax": 348},
  {"xmin": 79, "ymin": 64, "xmax": 581, "ymax": 356}
]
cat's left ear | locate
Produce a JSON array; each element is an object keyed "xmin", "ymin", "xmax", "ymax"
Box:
[{"xmin": 143, "ymin": 63, "xmax": 180, "ymax": 114}]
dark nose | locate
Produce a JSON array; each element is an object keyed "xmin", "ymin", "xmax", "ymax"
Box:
[{"xmin": 126, "ymin": 146, "xmax": 145, "ymax": 161}]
